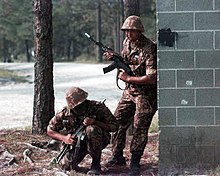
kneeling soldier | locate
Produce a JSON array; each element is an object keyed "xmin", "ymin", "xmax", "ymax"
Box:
[{"xmin": 47, "ymin": 87, "xmax": 118, "ymax": 175}]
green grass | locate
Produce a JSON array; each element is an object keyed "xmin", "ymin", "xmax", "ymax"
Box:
[
  {"xmin": 0, "ymin": 68, "xmax": 28, "ymax": 83},
  {"xmin": 149, "ymin": 111, "xmax": 158, "ymax": 133}
]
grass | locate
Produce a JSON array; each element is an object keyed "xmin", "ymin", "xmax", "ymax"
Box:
[
  {"xmin": 0, "ymin": 68, "xmax": 28, "ymax": 83},
  {"xmin": 149, "ymin": 112, "xmax": 158, "ymax": 133}
]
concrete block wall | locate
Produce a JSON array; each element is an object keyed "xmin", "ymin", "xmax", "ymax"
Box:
[{"xmin": 157, "ymin": 0, "xmax": 220, "ymax": 174}]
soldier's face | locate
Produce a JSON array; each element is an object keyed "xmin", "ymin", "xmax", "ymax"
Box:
[
  {"xmin": 66, "ymin": 98, "xmax": 75, "ymax": 109},
  {"xmin": 125, "ymin": 29, "xmax": 141, "ymax": 42},
  {"xmin": 72, "ymin": 101, "xmax": 87, "ymax": 115}
]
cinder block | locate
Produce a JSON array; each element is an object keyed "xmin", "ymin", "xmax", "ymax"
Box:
[
  {"xmin": 215, "ymin": 69, "xmax": 220, "ymax": 87},
  {"xmin": 216, "ymin": 0, "xmax": 220, "ymax": 10},
  {"xmin": 159, "ymin": 127, "xmax": 196, "ymax": 145},
  {"xmin": 176, "ymin": 0, "xmax": 213, "ymax": 11},
  {"xmin": 159, "ymin": 89, "xmax": 194, "ymax": 107},
  {"xmin": 158, "ymin": 70, "xmax": 176, "ymax": 88},
  {"xmin": 195, "ymin": 12, "xmax": 220, "ymax": 30},
  {"xmin": 157, "ymin": 13, "xmax": 193, "ymax": 30},
  {"xmin": 176, "ymin": 145, "xmax": 198, "ymax": 165},
  {"xmin": 177, "ymin": 32, "xmax": 213, "ymax": 50},
  {"xmin": 159, "ymin": 108, "xmax": 176, "ymax": 126},
  {"xmin": 214, "ymin": 146, "xmax": 220, "ymax": 163},
  {"xmin": 177, "ymin": 70, "xmax": 213, "ymax": 88},
  {"xmin": 158, "ymin": 51, "xmax": 194, "ymax": 69},
  {"xmin": 215, "ymin": 31, "xmax": 220, "ymax": 49},
  {"xmin": 196, "ymin": 126, "xmax": 220, "ymax": 145},
  {"xmin": 197, "ymin": 146, "xmax": 215, "ymax": 165},
  {"xmin": 196, "ymin": 50, "xmax": 220, "ymax": 68},
  {"xmin": 196, "ymin": 88, "xmax": 220, "ymax": 106},
  {"xmin": 177, "ymin": 107, "xmax": 214, "ymax": 125},
  {"xmin": 214, "ymin": 107, "xmax": 220, "ymax": 125},
  {"xmin": 157, "ymin": 0, "xmax": 175, "ymax": 12},
  {"xmin": 159, "ymin": 144, "xmax": 177, "ymax": 163}
]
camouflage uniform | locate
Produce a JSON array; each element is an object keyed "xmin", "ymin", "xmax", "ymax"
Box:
[
  {"xmin": 111, "ymin": 34, "xmax": 157, "ymax": 157},
  {"xmin": 48, "ymin": 100, "xmax": 118, "ymax": 170}
]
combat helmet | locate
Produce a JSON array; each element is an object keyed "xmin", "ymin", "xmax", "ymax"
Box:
[
  {"xmin": 66, "ymin": 87, "xmax": 88, "ymax": 108},
  {"xmin": 121, "ymin": 15, "xmax": 144, "ymax": 32}
]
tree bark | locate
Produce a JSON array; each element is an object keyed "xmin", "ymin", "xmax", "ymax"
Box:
[
  {"xmin": 124, "ymin": 0, "xmax": 140, "ymax": 18},
  {"xmin": 96, "ymin": 0, "xmax": 102, "ymax": 62},
  {"xmin": 32, "ymin": 0, "xmax": 54, "ymax": 134},
  {"xmin": 25, "ymin": 40, "xmax": 31, "ymax": 62}
]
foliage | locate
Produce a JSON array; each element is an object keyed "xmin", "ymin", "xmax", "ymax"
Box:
[
  {"xmin": 0, "ymin": 0, "xmax": 33, "ymax": 62},
  {"xmin": 0, "ymin": 0, "xmax": 156, "ymax": 63}
]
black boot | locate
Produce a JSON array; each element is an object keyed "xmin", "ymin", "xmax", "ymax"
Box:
[
  {"xmin": 87, "ymin": 155, "xmax": 101, "ymax": 175},
  {"xmin": 129, "ymin": 152, "xmax": 142, "ymax": 176},
  {"xmin": 105, "ymin": 150, "xmax": 126, "ymax": 167}
]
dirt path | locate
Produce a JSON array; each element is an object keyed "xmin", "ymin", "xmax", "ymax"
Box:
[{"xmin": 0, "ymin": 63, "xmax": 121, "ymax": 130}]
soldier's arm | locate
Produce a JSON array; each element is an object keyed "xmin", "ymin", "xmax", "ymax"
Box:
[
  {"xmin": 118, "ymin": 70, "xmax": 156, "ymax": 85},
  {"xmin": 47, "ymin": 110, "xmax": 76, "ymax": 145},
  {"xmin": 83, "ymin": 104, "xmax": 118, "ymax": 132},
  {"xmin": 83, "ymin": 116, "xmax": 117, "ymax": 132},
  {"xmin": 118, "ymin": 45, "xmax": 157, "ymax": 85},
  {"xmin": 47, "ymin": 126, "xmax": 76, "ymax": 145}
]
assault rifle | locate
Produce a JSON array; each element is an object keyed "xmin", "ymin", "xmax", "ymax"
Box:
[
  {"xmin": 55, "ymin": 124, "xmax": 85, "ymax": 164},
  {"xmin": 55, "ymin": 99, "xmax": 106, "ymax": 165},
  {"xmin": 85, "ymin": 33, "xmax": 134, "ymax": 90}
]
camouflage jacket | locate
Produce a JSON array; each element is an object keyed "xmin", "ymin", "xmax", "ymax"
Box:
[
  {"xmin": 48, "ymin": 100, "xmax": 118, "ymax": 134},
  {"xmin": 121, "ymin": 34, "xmax": 157, "ymax": 95}
]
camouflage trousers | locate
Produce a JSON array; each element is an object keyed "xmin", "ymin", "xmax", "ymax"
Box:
[
  {"xmin": 60, "ymin": 125, "xmax": 110, "ymax": 170},
  {"xmin": 111, "ymin": 90, "xmax": 157, "ymax": 156}
]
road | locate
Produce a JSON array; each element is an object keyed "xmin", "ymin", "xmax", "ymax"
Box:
[{"xmin": 0, "ymin": 62, "xmax": 122, "ymax": 129}]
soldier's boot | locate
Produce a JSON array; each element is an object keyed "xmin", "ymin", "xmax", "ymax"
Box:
[
  {"xmin": 128, "ymin": 152, "xmax": 142, "ymax": 176},
  {"xmin": 105, "ymin": 150, "xmax": 126, "ymax": 167},
  {"xmin": 87, "ymin": 155, "xmax": 101, "ymax": 175}
]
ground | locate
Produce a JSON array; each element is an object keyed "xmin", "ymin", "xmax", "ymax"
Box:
[{"xmin": 0, "ymin": 130, "xmax": 158, "ymax": 176}]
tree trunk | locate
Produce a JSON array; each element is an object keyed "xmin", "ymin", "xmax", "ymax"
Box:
[
  {"xmin": 67, "ymin": 39, "xmax": 71, "ymax": 61},
  {"xmin": 96, "ymin": 0, "xmax": 102, "ymax": 62},
  {"xmin": 32, "ymin": 0, "xmax": 54, "ymax": 134},
  {"xmin": 3, "ymin": 36, "xmax": 8, "ymax": 62},
  {"xmin": 25, "ymin": 40, "xmax": 31, "ymax": 62},
  {"xmin": 124, "ymin": 0, "xmax": 140, "ymax": 17}
]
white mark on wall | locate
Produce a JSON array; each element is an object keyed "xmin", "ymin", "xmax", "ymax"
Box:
[
  {"xmin": 181, "ymin": 99, "xmax": 188, "ymax": 105},
  {"xmin": 186, "ymin": 80, "xmax": 193, "ymax": 86}
]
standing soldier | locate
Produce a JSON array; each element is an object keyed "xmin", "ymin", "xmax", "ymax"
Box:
[
  {"xmin": 104, "ymin": 15, "xmax": 157, "ymax": 176},
  {"xmin": 47, "ymin": 87, "xmax": 118, "ymax": 175}
]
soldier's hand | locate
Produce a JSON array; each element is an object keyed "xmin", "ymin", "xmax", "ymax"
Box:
[
  {"xmin": 83, "ymin": 117, "xmax": 95, "ymax": 126},
  {"xmin": 118, "ymin": 69, "xmax": 130, "ymax": 82},
  {"xmin": 63, "ymin": 134, "xmax": 76, "ymax": 145},
  {"xmin": 103, "ymin": 51, "xmax": 113, "ymax": 61}
]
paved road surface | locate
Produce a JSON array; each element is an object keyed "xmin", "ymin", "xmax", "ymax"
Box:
[{"xmin": 0, "ymin": 62, "xmax": 122, "ymax": 129}]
